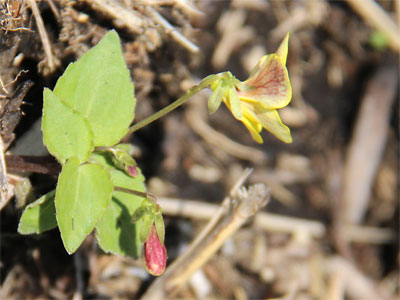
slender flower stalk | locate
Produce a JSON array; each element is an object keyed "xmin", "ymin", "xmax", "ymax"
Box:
[{"xmin": 127, "ymin": 77, "xmax": 215, "ymax": 135}]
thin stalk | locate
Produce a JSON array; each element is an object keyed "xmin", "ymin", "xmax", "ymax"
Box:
[
  {"xmin": 127, "ymin": 74, "xmax": 223, "ymax": 135},
  {"xmin": 114, "ymin": 186, "xmax": 157, "ymax": 202}
]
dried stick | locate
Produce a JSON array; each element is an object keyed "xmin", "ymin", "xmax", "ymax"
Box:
[
  {"xmin": 141, "ymin": 172, "xmax": 270, "ymax": 299},
  {"xmin": 326, "ymin": 267, "xmax": 346, "ymax": 300},
  {"xmin": 27, "ymin": 0, "xmax": 57, "ymax": 72},
  {"xmin": 342, "ymin": 67, "xmax": 398, "ymax": 224},
  {"xmin": 157, "ymin": 196, "xmax": 326, "ymax": 238},
  {"xmin": 84, "ymin": 0, "xmax": 144, "ymax": 34},
  {"xmin": 345, "ymin": 0, "xmax": 400, "ymax": 52},
  {"xmin": 158, "ymin": 196, "xmax": 395, "ymax": 243},
  {"xmin": 343, "ymin": 224, "xmax": 395, "ymax": 244},
  {"xmin": 325, "ymin": 256, "xmax": 383, "ymax": 299},
  {"xmin": 46, "ymin": 0, "xmax": 60, "ymax": 19},
  {"xmin": 0, "ymin": 137, "xmax": 9, "ymax": 203},
  {"xmin": 145, "ymin": 6, "xmax": 199, "ymax": 53},
  {"xmin": 173, "ymin": 0, "xmax": 204, "ymax": 19}
]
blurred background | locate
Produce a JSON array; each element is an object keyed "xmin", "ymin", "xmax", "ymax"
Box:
[{"xmin": 1, "ymin": 0, "xmax": 398, "ymax": 299}]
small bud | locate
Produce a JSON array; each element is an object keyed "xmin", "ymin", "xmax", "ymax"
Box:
[
  {"xmin": 126, "ymin": 165, "xmax": 138, "ymax": 177},
  {"xmin": 144, "ymin": 224, "xmax": 167, "ymax": 276}
]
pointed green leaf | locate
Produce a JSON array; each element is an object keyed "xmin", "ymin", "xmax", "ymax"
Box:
[
  {"xmin": 55, "ymin": 157, "xmax": 113, "ymax": 254},
  {"xmin": 18, "ymin": 190, "xmax": 57, "ymax": 234},
  {"xmin": 42, "ymin": 89, "xmax": 93, "ymax": 164},
  {"xmin": 93, "ymin": 152, "xmax": 146, "ymax": 258},
  {"xmin": 53, "ymin": 30, "xmax": 136, "ymax": 147}
]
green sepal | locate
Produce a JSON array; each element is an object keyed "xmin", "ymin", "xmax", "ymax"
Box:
[
  {"xmin": 208, "ymin": 84, "xmax": 224, "ymax": 114},
  {"xmin": 140, "ymin": 214, "xmax": 154, "ymax": 244},
  {"xmin": 113, "ymin": 148, "xmax": 136, "ymax": 167},
  {"xmin": 131, "ymin": 205, "xmax": 154, "ymax": 223},
  {"xmin": 154, "ymin": 211, "xmax": 165, "ymax": 245}
]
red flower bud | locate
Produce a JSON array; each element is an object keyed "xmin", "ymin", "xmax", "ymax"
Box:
[
  {"xmin": 144, "ymin": 224, "xmax": 167, "ymax": 276},
  {"xmin": 126, "ymin": 165, "xmax": 138, "ymax": 177}
]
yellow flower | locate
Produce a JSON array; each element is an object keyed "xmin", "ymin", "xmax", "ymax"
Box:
[{"xmin": 208, "ymin": 33, "xmax": 292, "ymax": 143}]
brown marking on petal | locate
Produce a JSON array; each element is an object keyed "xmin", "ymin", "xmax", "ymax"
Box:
[{"xmin": 242, "ymin": 56, "xmax": 288, "ymax": 99}]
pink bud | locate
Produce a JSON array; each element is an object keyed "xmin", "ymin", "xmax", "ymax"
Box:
[
  {"xmin": 144, "ymin": 224, "xmax": 167, "ymax": 276},
  {"xmin": 126, "ymin": 165, "xmax": 138, "ymax": 177}
]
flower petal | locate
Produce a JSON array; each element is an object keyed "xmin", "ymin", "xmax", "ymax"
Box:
[
  {"xmin": 276, "ymin": 33, "xmax": 289, "ymax": 65},
  {"xmin": 241, "ymin": 116, "xmax": 263, "ymax": 143},
  {"xmin": 253, "ymin": 105, "xmax": 292, "ymax": 143},
  {"xmin": 240, "ymin": 103, "xmax": 263, "ymax": 143},
  {"xmin": 246, "ymin": 55, "xmax": 269, "ymax": 79},
  {"xmin": 238, "ymin": 54, "xmax": 292, "ymax": 109},
  {"xmin": 228, "ymin": 87, "xmax": 242, "ymax": 120}
]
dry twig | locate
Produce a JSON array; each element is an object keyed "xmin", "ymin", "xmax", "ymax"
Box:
[
  {"xmin": 84, "ymin": 0, "xmax": 144, "ymax": 34},
  {"xmin": 325, "ymin": 256, "xmax": 384, "ymax": 299},
  {"xmin": 27, "ymin": 0, "xmax": 58, "ymax": 73},
  {"xmin": 342, "ymin": 67, "xmax": 398, "ymax": 224},
  {"xmin": 157, "ymin": 196, "xmax": 325, "ymax": 238},
  {"xmin": 345, "ymin": 0, "xmax": 400, "ymax": 52},
  {"xmin": 145, "ymin": 6, "xmax": 199, "ymax": 53},
  {"xmin": 158, "ymin": 196, "xmax": 395, "ymax": 244},
  {"xmin": 0, "ymin": 137, "xmax": 8, "ymax": 203}
]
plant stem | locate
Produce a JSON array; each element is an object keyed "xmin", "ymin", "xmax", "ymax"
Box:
[
  {"xmin": 127, "ymin": 74, "xmax": 221, "ymax": 135},
  {"xmin": 5, "ymin": 155, "xmax": 61, "ymax": 175},
  {"xmin": 114, "ymin": 186, "xmax": 156, "ymax": 202}
]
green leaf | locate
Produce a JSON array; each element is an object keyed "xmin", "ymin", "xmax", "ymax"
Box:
[
  {"xmin": 42, "ymin": 89, "xmax": 94, "ymax": 164},
  {"xmin": 93, "ymin": 152, "xmax": 146, "ymax": 258},
  {"xmin": 18, "ymin": 190, "xmax": 57, "ymax": 234},
  {"xmin": 53, "ymin": 30, "xmax": 136, "ymax": 147},
  {"xmin": 55, "ymin": 157, "xmax": 113, "ymax": 254}
]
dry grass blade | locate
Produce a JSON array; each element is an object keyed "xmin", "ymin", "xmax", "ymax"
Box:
[
  {"xmin": 145, "ymin": 6, "xmax": 199, "ymax": 53},
  {"xmin": 0, "ymin": 136, "xmax": 9, "ymax": 204},
  {"xmin": 84, "ymin": 0, "xmax": 144, "ymax": 34},
  {"xmin": 345, "ymin": 0, "xmax": 400, "ymax": 52},
  {"xmin": 27, "ymin": 0, "xmax": 58, "ymax": 73}
]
